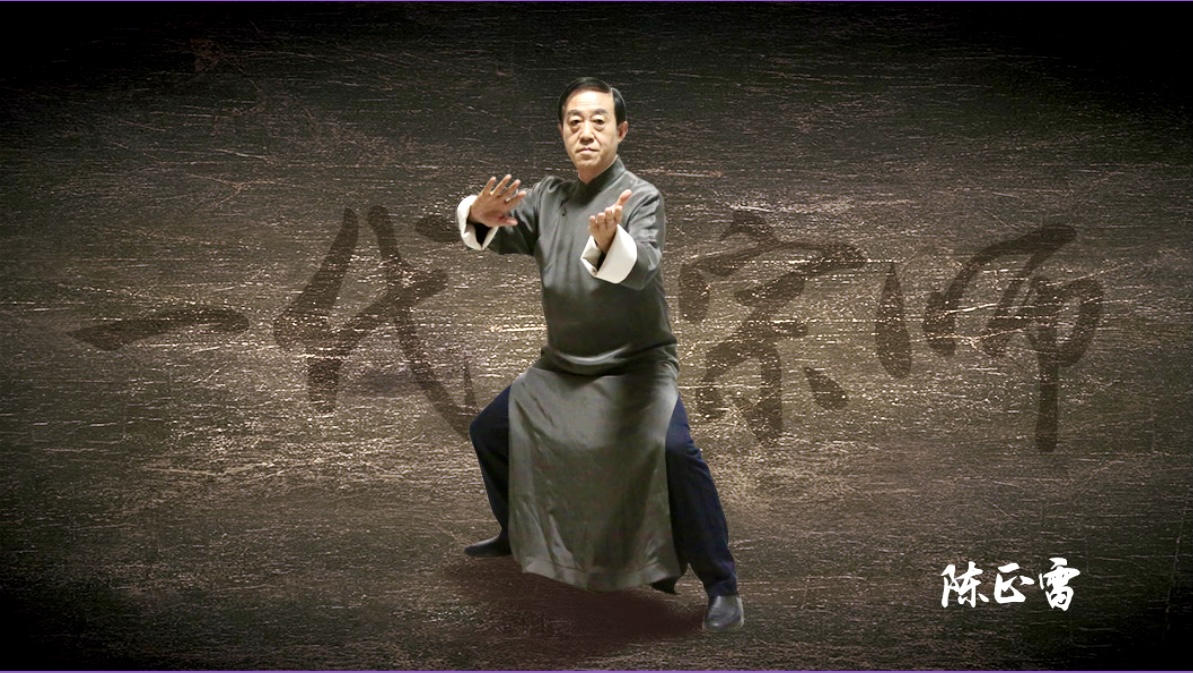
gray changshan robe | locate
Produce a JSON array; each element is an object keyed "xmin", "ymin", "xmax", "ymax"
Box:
[{"xmin": 458, "ymin": 158, "xmax": 683, "ymax": 591}]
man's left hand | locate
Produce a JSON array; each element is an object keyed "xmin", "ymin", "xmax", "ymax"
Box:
[{"xmin": 588, "ymin": 189, "xmax": 632, "ymax": 253}]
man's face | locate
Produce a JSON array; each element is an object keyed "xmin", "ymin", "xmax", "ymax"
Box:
[{"xmin": 559, "ymin": 89, "xmax": 628, "ymax": 183}]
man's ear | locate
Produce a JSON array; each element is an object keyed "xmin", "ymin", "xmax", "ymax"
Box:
[{"xmin": 617, "ymin": 121, "xmax": 629, "ymax": 140}]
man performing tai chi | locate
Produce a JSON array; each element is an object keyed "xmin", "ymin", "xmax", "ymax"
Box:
[{"xmin": 455, "ymin": 77, "xmax": 743, "ymax": 632}]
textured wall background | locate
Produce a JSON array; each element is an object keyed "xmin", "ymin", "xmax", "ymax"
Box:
[{"xmin": 2, "ymin": 3, "xmax": 1189, "ymax": 669}]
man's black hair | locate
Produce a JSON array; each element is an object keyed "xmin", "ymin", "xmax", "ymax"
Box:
[{"xmin": 557, "ymin": 77, "xmax": 626, "ymax": 126}]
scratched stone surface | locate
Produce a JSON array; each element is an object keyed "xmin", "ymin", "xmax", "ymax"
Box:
[{"xmin": 1, "ymin": 3, "xmax": 1190, "ymax": 670}]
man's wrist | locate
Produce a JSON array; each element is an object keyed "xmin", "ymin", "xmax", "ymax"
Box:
[
  {"xmin": 467, "ymin": 201, "xmax": 484, "ymax": 225},
  {"xmin": 581, "ymin": 227, "xmax": 637, "ymax": 284},
  {"xmin": 596, "ymin": 234, "xmax": 613, "ymax": 253},
  {"xmin": 458, "ymin": 194, "xmax": 496, "ymax": 250}
]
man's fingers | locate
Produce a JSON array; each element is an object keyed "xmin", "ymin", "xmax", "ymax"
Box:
[
  {"xmin": 589, "ymin": 211, "xmax": 615, "ymax": 232},
  {"xmin": 482, "ymin": 175, "xmax": 524, "ymax": 202},
  {"xmin": 507, "ymin": 188, "xmax": 528, "ymax": 206},
  {"xmin": 588, "ymin": 211, "xmax": 618, "ymax": 252},
  {"xmin": 482, "ymin": 175, "xmax": 511, "ymax": 197},
  {"xmin": 492, "ymin": 174, "xmax": 512, "ymax": 195},
  {"xmin": 604, "ymin": 190, "xmax": 632, "ymax": 226}
]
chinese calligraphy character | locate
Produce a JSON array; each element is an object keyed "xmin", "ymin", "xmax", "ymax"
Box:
[
  {"xmin": 923, "ymin": 223, "xmax": 1103, "ymax": 452},
  {"xmin": 680, "ymin": 210, "xmax": 865, "ymax": 444},
  {"xmin": 1039, "ymin": 557, "xmax": 1080, "ymax": 611},
  {"xmin": 941, "ymin": 561, "xmax": 988, "ymax": 607},
  {"xmin": 273, "ymin": 206, "xmax": 477, "ymax": 437},
  {"xmin": 993, "ymin": 562, "xmax": 1035, "ymax": 604},
  {"xmin": 70, "ymin": 307, "xmax": 249, "ymax": 351}
]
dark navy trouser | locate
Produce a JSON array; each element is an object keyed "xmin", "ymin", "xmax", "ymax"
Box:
[{"xmin": 469, "ymin": 385, "xmax": 739, "ymax": 597}]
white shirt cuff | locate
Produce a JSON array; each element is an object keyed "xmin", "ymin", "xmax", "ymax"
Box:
[
  {"xmin": 457, "ymin": 195, "xmax": 498, "ymax": 250},
  {"xmin": 581, "ymin": 226, "xmax": 637, "ymax": 284}
]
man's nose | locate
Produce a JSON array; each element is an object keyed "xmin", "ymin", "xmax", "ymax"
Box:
[{"xmin": 579, "ymin": 121, "xmax": 596, "ymax": 140}]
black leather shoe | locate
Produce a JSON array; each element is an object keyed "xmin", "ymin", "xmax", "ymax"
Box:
[
  {"xmin": 703, "ymin": 594, "xmax": 744, "ymax": 632},
  {"xmin": 464, "ymin": 533, "xmax": 511, "ymax": 558}
]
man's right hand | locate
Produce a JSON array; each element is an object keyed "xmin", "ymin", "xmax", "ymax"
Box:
[{"xmin": 469, "ymin": 175, "xmax": 528, "ymax": 227}]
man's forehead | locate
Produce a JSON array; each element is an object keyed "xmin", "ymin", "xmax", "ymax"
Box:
[{"xmin": 563, "ymin": 89, "xmax": 614, "ymax": 115}]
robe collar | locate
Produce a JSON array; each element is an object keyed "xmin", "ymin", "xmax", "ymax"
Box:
[{"xmin": 572, "ymin": 157, "xmax": 626, "ymax": 203}]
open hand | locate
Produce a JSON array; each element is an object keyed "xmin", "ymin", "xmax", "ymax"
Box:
[
  {"xmin": 589, "ymin": 189, "xmax": 632, "ymax": 252},
  {"xmin": 469, "ymin": 175, "xmax": 528, "ymax": 227}
]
